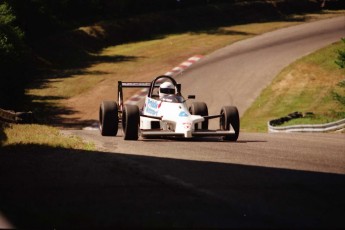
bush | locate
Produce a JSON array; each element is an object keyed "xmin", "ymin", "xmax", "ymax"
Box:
[
  {"xmin": 333, "ymin": 38, "xmax": 345, "ymax": 107},
  {"xmin": 335, "ymin": 38, "xmax": 345, "ymax": 69}
]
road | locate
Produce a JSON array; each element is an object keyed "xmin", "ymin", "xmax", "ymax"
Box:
[
  {"xmin": 67, "ymin": 131, "xmax": 345, "ymax": 175},
  {"xmin": 5, "ymin": 16, "xmax": 342, "ymax": 228},
  {"xmin": 61, "ymin": 130, "xmax": 345, "ymax": 228}
]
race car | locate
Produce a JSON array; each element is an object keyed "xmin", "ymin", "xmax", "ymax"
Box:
[{"xmin": 99, "ymin": 75, "xmax": 240, "ymax": 141}]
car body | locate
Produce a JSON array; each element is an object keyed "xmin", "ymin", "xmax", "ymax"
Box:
[{"xmin": 99, "ymin": 75, "xmax": 240, "ymax": 141}]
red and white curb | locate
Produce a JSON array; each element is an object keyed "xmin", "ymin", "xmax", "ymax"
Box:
[
  {"xmin": 164, "ymin": 55, "xmax": 203, "ymax": 77},
  {"xmin": 125, "ymin": 55, "xmax": 203, "ymax": 105},
  {"xmin": 83, "ymin": 55, "xmax": 203, "ymax": 130}
]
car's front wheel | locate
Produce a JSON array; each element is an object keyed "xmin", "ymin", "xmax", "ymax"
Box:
[
  {"xmin": 220, "ymin": 106, "xmax": 240, "ymax": 141},
  {"xmin": 99, "ymin": 101, "xmax": 119, "ymax": 136},
  {"xmin": 122, "ymin": 104, "xmax": 140, "ymax": 140}
]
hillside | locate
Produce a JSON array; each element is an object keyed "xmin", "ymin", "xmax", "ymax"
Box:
[{"xmin": 1, "ymin": 0, "xmax": 344, "ymax": 127}]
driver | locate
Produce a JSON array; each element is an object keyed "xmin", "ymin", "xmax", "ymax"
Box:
[{"xmin": 159, "ymin": 82, "xmax": 176, "ymax": 99}]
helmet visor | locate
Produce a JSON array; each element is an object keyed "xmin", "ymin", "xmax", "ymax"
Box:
[{"xmin": 160, "ymin": 88, "xmax": 175, "ymax": 94}]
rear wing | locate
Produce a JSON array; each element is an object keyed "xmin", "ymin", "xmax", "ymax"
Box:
[{"xmin": 118, "ymin": 81, "xmax": 151, "ymax": 109}]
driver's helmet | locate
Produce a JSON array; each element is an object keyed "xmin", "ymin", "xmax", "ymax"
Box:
[{"xmin": 159, "ymin": 81, "xmax": 175, "ymax": 98}]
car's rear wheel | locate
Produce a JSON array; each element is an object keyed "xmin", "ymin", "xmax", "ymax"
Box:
[
  {"xmin": 220, "ymin": 106, "xmax": 240, "ymax": 141},
  {"xmin": 99, "ymin": 101, "xmax": 119, "ymax": 136},
  {"xmin": 189, "ymin": 102, "xmax": 208, "ymax": 130},
  {"xmin": 122, "ymin": 104, "xmax": 139, "ymax": 140}
]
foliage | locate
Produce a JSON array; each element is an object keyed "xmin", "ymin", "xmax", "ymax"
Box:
[
  {"xmin": 0, "ymin": 2, "xmax": 24, "ymax": 63},
  {"xmin": 333, "ymin": 38, "xmax": 345, "ymax": 106},
  {"xmin": 0, "ymin": 1, "xmax": 31, "ymax": 108},
  {"xmin": 335, "ymin": 38, "xmax": 345, "ymax": 68}
]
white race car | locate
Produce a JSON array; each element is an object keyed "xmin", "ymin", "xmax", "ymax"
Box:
[{"xmin": 99, "ymin": 75, "xmax": 240, "ymax": 141}]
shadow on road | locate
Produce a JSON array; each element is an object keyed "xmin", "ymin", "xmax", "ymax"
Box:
[{"xmin": 0, "ymin": 144, "xmax": 344, "ymax": 228}]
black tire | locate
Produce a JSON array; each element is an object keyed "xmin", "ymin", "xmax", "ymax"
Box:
[
  {"xmin": 122, "ymin": 104, "xmax": 139, "ymax": 140},
  {"xmin": 99, "ymin": 101, "xmax": 119, "ymax": 136},
  {"xmin": 189, "ymin": 102, "xmax": 208, "ymax": 130},
  {"xmin": 220, "ymin": 106, "xmax": 240, "ymax": 141}
]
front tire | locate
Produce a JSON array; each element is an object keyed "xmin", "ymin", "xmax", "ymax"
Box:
[
  {"xmin": 220, "ymin": 106, "xmax": 240, "ymax": 141},
  {"xmin": 189, "ymin": 102, "xmax": 208, "ymax": 130},
  {"xmin": 99, "ymin": 101, "xmax": 119, "ymax": 136},
  {"xmin": 122, "ymin": 104, "xmax": 139, "ymax": 140}
]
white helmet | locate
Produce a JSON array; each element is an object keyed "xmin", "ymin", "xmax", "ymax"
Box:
[{"xmin": 159, "ymin": 82, "xmax": 175, "ymax": 98}]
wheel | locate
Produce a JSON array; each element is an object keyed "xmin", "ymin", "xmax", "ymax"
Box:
[
  {"xmin": 99, "ymin": 101, "xmax": 119, "ymax": 136},
  {"xmin": 220, "ymin": 106, "xmax": 240, "ymax": 141},
  {"xmin": 189, "ymin": 102, "xmax": 208, "ymax": 130},
  {"xmin": 122, "ymin": 104, "xmax": 139, "ymax": 140}
]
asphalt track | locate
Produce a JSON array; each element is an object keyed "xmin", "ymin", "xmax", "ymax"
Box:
[
  {"xmin": 1, "ymin": 17, "xmax": 344, "ymax": 228},
  {"xmin": 59, "ymin": 130, "xmax": 345, "ymax": 228}
]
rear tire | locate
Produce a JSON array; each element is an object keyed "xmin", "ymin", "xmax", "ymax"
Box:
[
  {"xmin": 189, "ymin": 102, "xmax": 208, "ymax": 130},
  {"xmin": 122, "ymin": 104, "xmax": 139, "ymax": 140},
  {"xmin": 99, "ymin": 101, "xmax": 119, "ymax": 136},
  {"xmin": 220, "ymin": 106, "xmax": 240, "ymax": 141}
]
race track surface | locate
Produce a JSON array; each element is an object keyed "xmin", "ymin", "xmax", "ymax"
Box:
[{"xmin": 59, "ymin": 130, "xmax": 345, "ymax": 228}]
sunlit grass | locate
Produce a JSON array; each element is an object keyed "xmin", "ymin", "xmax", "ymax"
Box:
[
  {"xmin": 28, "ymin": 72, "xmax": 108, "ymax": 100},
  {"xmin": 241, "ymin": 41, "xmax": 345, "ymax": 132},
  {"xmin": 2, "ymin": 124, "xmax": 94, "ymax": 150},
  {"xmin": 281, "ymin": 114, "xmax": 345, "ymax": 126}
]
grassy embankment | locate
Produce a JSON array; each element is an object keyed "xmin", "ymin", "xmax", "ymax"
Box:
[
  {"xmin": 1, "ymin": 124, "xmax": 94, "ymax": 150},
  {"xmin": 1, "ymin": 6, "xmax": 345, "ymax": 147},
  {"xmin": 241, "ymin": 40, "xmax": 345, "ymax": 132}
]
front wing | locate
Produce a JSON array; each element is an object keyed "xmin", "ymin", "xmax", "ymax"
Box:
[{"xmin": 140, "ymin": 129, "xmax": 236, "ymax": 138}]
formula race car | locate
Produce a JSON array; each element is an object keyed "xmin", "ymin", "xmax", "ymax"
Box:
[{"xmin": 99, "ymin": 75, "xmax": 240, "ymax": 141}]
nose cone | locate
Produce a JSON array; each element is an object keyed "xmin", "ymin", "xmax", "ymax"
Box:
[{"xmin": 176, "ymin": 115, "xmax": 205, "ymax": 138}]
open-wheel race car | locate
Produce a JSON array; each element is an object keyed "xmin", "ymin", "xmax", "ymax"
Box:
[{"xmin": 99, "ymin": 75, "xmax": 240, "ymax": 141}]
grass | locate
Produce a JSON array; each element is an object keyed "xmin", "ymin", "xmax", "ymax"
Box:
[
  {"xmin": 29, "ymin": 74, "xmax": 107, "ymax": 99},
  {"xmin": 282, "ymin": 114, "xmax": 344, "ymax": 126},
  {"xmin": 1, "ymin": 124, "xmax": 94, "ymax": 150},
  {"xmin": 241, "ymin": 40, "xmax": 345, "ymax": 132}
]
